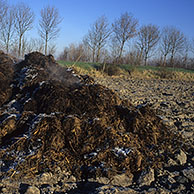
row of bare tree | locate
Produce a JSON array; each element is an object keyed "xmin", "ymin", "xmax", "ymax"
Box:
[
  {"xmin": 0, "ymin": 0, "xmax": 62, "ymax": 57},
  {"xmin": 1, "ymin": 0, "xmax": 193, "ymax": 68},
  {"xmin": 59, "ymin": 13, "xmax": 194, "ymax": 68}
]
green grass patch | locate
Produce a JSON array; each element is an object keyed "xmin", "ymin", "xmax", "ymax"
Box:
[
  {"xmin": 58, "ymin": 60, "xmax": 96, "ymax": 71},
  {"xmin": 162, "ymin": 66, "xmax": 194, "ymax": 73},
  {"xmin": 119, "ymin": 64, "xmax": 159, "ymax": 72},
  {"xmin": 120, "ymin": 64, "xmax": 194, "ymax": 73},
  {"xmin": 58, "ymin": 60, "xmax": 194, "ymax": 74}
]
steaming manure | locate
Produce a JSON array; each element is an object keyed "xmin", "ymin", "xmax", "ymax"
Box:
[{"xmin": 0, "ymin": 52, "xmax": 182, "ymax": 180}]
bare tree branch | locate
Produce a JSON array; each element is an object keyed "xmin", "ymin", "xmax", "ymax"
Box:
[
  {"xmin": 0, "ymin": 6, "xmax": 15, "ymax": 53},
  {"xmin": 169, "ymin": 28, "xmax": 186, "ymax": 65},
  {"xmin": 136, "ymin": 24, "xmax": 160, "ymax": 66},
  {"xmin": 83, "ymin": 16, "xmax": 111, "ymax": 63},
  {"xmin": 39, "ymin": 5, "xmax": 62, "ymax": 55},
  {"xmin": 160, "ymin": 26, "xmax": 186, "ymax": 66},
  {"xmin": 0, "ymin": 0, "xmax": 7, "ymax": 26},
  {"xmin": 14, "ymin": 3, "xmax": 34, "ymax": 57},
  {"xmin": 24, "ymin": 38, "xmax": 44, "ymax": 54},
  {"xmin": 191, "ymin": 38, "xmax": 194, "ymax": 54},
  {"xmin": 112, "ymin": 12, "xmax": 138, "ymax": 61},
  {"xmin": 160, "ymin": 27, "xmax": 173, "ymax": 66}
]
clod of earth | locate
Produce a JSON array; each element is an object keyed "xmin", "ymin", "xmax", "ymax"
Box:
[{"xmin": 0, "ymin": 52, "xmax": 183, "ymax": 181}]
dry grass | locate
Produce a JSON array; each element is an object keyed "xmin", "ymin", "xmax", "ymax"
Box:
[
  {"xmin": 120, "ymin": 69, "xmax": 194, "ymax": 81},
  {"xmin": 171, "ymin": 71, "xmax": 194, "ymax": 81},
  {"xmin": 70, "ymin": 64, "xmax": 194, "ymax": 81},
  {"xmin": 71, "ymin": 65, "xmax": 105, "ymax": 78}
]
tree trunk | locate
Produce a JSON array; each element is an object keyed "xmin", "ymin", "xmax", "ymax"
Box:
[
  {"xmin": 45, "ymin": 41, "xmax": 47, "ymax": 55},
  {"xmin": 18, "ymin": 35, "xmax": 22, "ymax": 57},
  {"xmin": 45, "ymin": 32, "xmax": 48, "ymax": 55},
  {"xmin": 6, "ymin": 32, "xmax": 11, "ymax": 54},
  {"xmin": 170, "ymin": 54, "xmax": 174, "ymax": 66},
  {"xmin": 144, "ymin": 57, "xmax": 147, "ymax": 66},
  {"xmin": 183, "ymin": 53, "xmax": 188, "ymax": 69},
  {"xmin": 170, "ymin": 47, "xmax": 175, "ymax": 67},
  {"xmin": 163, "ymin": 54, "xmax": 167, "ymax": 67},
  {"xmin": 118, "ymin": 41, "xmax": 125, "ymax": 62},
  {"xmin": 144, "ymin": 52, "xmax": 148, "ymax": 66},
  {"xmin": 92, "ymin": 48, "xmax": 95, "ymax": 63},
  {"xmin": 96, "ymin": 48, "xmax": 101, "ymax": 63},
  {"xmin": 6, "ymin": 41, "xmax": 9, "ymax": 54}
]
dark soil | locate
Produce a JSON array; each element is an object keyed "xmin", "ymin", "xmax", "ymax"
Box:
[
  {"xmin": 0, "ymin": 51, "xmax": 14, "ymax": 106},
  {"xmin": 0, "ymin": 52, "xmax": 183, "ymax": 181}
]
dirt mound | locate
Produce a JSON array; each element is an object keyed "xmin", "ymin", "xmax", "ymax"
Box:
[
  {"xmin": 0, "ymin": 52, "xmax": 182, "ymax": 181},
  {"xmin": 0, "ymin": 51, "xmax": 15, "ymax": 106}
]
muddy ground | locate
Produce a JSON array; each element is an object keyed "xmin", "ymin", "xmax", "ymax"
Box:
[
  {"xmin": 94, "ymin": 76, "xmax": 194, "ymax": 150},
  {"xmin": 0, "ymin": 52, "xmax": 193, "ymax": 193}
]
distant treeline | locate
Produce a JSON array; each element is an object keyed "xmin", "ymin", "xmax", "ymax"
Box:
[
  {"xmin": 0, "ymin": 0, "xmax": 194, "ymax": 69},
  {"xmin": 58, "ymin": 14, "xmax": 194, "ymax": 69},
  {"xmin": 0, "ymin": 0, "xmax": 61, "ymax": 57}
]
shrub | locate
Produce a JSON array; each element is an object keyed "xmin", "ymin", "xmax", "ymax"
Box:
[
  {"xmin": 93, "ymin": 63, "xmax": 123, "ymax": 76},
  {"xmin": 154, "ymin": 67, "xmax": 174, "ymax": 79},
  {"xmin": 105, "ymin": 64, "xmax": 124, "ymax": 76}
]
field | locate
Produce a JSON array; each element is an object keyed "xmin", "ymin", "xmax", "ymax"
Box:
[
  {"xmin": 58, "ymin": 60, "xmax": 194, "ymax": 80},
  {"xmin": 0, "ymin": 52, "xmax": 194, "ymax": 193}
]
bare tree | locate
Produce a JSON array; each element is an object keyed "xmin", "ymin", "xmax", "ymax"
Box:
[
  {"xmin": 0, "ymin": 0, "xmax": 7, "ymax": 26},
  {"xmin": 59, "ymin": 46, "xmax": 69, "ymax": 61},
  {"xmin": 60, "ymin": 43, "xmax": 89, "ymax": 62},
  {"xmin": 0, "ymin": 6, "xmax": 15, "ymax": 53},
  {"xmin": 160, "ymin": 26, "xmax": 186, "ymax": 66},
  {"xmin": 83, "ymin": 16, "xmax": 111, "ymax": 63},
  {"xmin": 68, "ymin": 43, "xmax": 83, "ymax": 62},
  {"xmin": 136, "ymin": 24, "xmax": 160, "ymax": 66},
  {"xmin": 125, "ymin": 48, "xmax": 143, "ymax": 66},
  {"xmin": 26, "ymin": 38, "xmax": 44, "ymax": 53},
  {"xmin": 48, "ymin": 44, "xmax": 56, "ymax": 55},
  {"xmin": 112, "ymin": 12, "xmax": 138, "ymax": 61},
  {"xmin": 80, "ymin": 42, "xmax": 91, "ymax": 62},
  {"xmin": 160, "ymin": 27, "xmax": 173, "ymax": 66},
  {"xmin": 14, "ymin": 3, "xmax": 34, "ymax": 57},
  {"xmin": 83, "ymin": 31, "xmax": 96, "ymax": 63},
  {"xmin": 9, "ymin": 40, "xmax": 18, "ymax": 57},
  {"xmin": 67, "ymin": 43, "xmax": 77, "ymax": 61},
  {"xmin": 39, "ymin": 5, "xmax": 62, "ymax": 56},
  {"xmin": 169, "ymin": 28, "xmax": 186, "ymax": 66},
  {"xmin": 182, "ymin": 38, "xmax": 190, "ymax": 68},
  {"xmin": 21, "ymin": 36, "xmax": 28, "ymax": 57},
  {"xmin": 110, "ymin": 37, "xmax": 120, "ymax": 63},
  {"xmin": 21, "ymin": 36, "xmax": 43, "ymax": 57}
]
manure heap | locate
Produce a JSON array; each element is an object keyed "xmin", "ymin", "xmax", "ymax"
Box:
[{"xmin": 0, "ymin": 52, "xmax": 182, "ymax": 180}]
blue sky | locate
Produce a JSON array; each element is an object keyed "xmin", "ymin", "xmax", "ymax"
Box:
[{"xmin": 8, "ymin": 0, "xmax": 194, "ymax": 55}]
